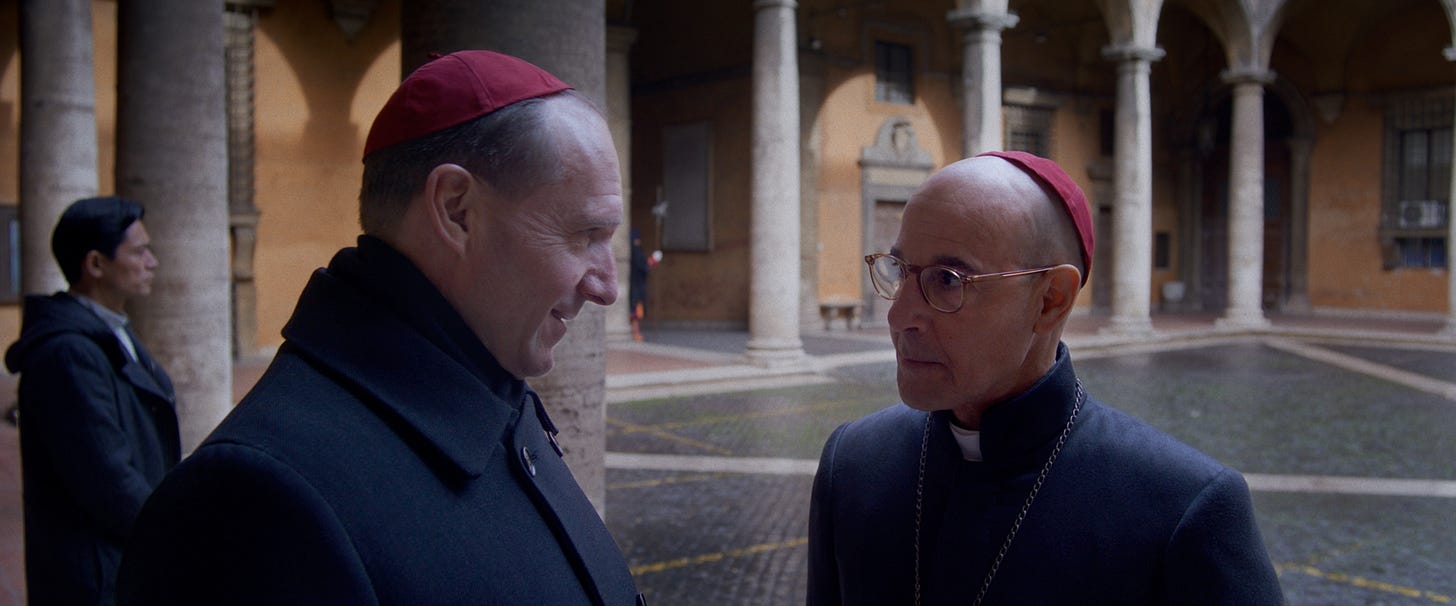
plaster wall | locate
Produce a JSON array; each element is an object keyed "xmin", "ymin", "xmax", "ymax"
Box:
[
  {"xmin": 630, "ymin": 77, "xmax": 753, "ymax": 326},
  {"xmin": 1307, "ymin": 98, "xmax": 1448, "ymax": 313}
]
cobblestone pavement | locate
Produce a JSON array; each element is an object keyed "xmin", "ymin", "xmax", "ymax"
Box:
[
  {"xmin": 605, "ymin": 333, "xmax": 1456, "ymax": 606},
  {"xmin": 0, "ymin": 316, "xmax": 1452, "ymax": 605}
]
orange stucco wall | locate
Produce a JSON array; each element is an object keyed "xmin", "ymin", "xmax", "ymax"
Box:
[
  {"xmin": 249, "ymin": 0, "xmax": 400, "ymax": 351},
  {"xmin": 1307, "ymin": 98, "xmax": 1449, "ymax": 313},
  {"xmin": 630, "ymin": 77, "xmax": 754, "ymax": 326}
]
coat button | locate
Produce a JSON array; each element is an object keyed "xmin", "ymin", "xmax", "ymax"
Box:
[{"xmin": 520, "ymin": 446, "xmax": 536, "ymax": 477}]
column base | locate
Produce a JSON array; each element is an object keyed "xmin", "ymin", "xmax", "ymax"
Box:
[
  {"xmin": 1098, "ymin": 314, "xmax": 1156, "ymax": 337},
  {"xmin": 605, "ymin": 327, "xmax": 635, "ymax": 344},
  {"xmin": 1282, "ymin": 293, "xmax": 1312, "ymax": 314},
  {"xmin": 745, "ymin": 337, "xmax": 807, "ymax": 369},
  {"xmin": 1441, "ymin": 319, "xmax": 1456, "ymax": 339},
  {"xmin": 1215, "ymin": 309, "xmax": 1271, "ymax": 331}
]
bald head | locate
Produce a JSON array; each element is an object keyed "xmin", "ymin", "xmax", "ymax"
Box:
[
  {"xmin": 913, "ymin": 155, "xmax": 1085, "ymax": 286},
  {"xmin": 888, "ymin": 154, "xmax": 1090, "ymax": 426}
]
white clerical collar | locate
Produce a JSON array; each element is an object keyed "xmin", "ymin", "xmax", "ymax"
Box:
[{"xmin": 948, "ymin": 421, "xmax": 983, "ymax": 462}]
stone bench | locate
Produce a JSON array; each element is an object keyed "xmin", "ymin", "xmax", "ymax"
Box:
[{"xmin": 818, "ymin": 296, "xmax": 862, "ymax": 331}]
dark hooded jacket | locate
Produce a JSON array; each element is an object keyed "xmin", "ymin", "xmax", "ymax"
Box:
[{"xmin": 4, "ymin": 292, "xmax": 179, "ymax": 606}]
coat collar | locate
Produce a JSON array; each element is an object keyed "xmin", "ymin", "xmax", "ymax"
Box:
[
  {"xmin": 937, "ymin": 342, "xmax": 1081, "ymax": 466},
  {"xmin": 281, "ymin": 238, "xmax": 525, "ymax": 478}
]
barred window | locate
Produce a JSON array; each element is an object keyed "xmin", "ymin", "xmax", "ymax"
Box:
[
  {"xmin": 875, "ymin": 41, "xmax": 913, "ymax": 105},
  {"xmin": 1005, "ymin": 105, "xmax": 1054, "ymax": 158},
  {"xmin": 1381, "ymin": 94, "xmax": 1450, "ymax": 269}
]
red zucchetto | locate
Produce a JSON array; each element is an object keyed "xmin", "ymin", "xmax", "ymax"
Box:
[
  {"xmin": 362, "ymin": 50, "xmax": 572, "ymax": 161},
  {"xmin": 977, "ymin": 150, "xmax": 1095, "ymax": 286}
]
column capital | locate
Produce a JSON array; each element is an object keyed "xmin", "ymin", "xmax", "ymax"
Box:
[
  {"xmin": 1220, "ymin": 67, "xmax": 1276, "ymax": 86},
  {"xmin": 754, "ymin": 0, "xmax": 797, "ymax": 10},
  {"xmin": 947, "ymin": 8, "xmax": 1019, "ymax": 32},
  {"xmin": 1101, "ymin": 44, "xmax": 1165, "ymax": 63}
]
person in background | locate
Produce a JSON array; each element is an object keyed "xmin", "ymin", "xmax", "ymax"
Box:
[
  {"xmin": 807, "ymin": 151, "xmax": 1283, "ymax": 605},
  {"xmin": 629, "ymin": 227, "xmax": 661, "ymax": 341},
  {"xmin": 5, "ymin": 196, "xmax": 178, "ymax": 606},
  {"xmin": 117, "ymin": 50, "xmax": 644, "ymax": 605}
]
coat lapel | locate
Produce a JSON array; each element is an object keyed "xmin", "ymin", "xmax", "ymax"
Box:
[{"xmin": 512, "ymin": 393, "xmax": 638, "ymax": 606}]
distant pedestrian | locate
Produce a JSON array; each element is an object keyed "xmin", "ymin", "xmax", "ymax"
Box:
[
  {"xmin": 5, "ymin": 196, "xmax": 178, "ymax": 606},
  {"xmin": 629, "ymin": 228, "xmax": 661, "ymax": 341},
  {"xmin": 808, "ymin": 151, "xmax": 1283, "ymax": 605}
]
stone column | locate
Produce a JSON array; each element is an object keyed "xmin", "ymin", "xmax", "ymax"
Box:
[
  {"xmin": 1217, "ymin": 69, "xmax": 1275, "ymax": 329},
  {"xmin": 1444, "ymin": 49, "xmax": 1456, "ymax": 337},
  {"xmin": 1100, "ymin": 45, "xmax": 1163, "ymax": 336},
  {"xmin": 605, "ymin": 26, "xmax": 637, "ymax": 344},
  {"xmin": 18, "ymin": 0, "xmax": 97, "ymax": 295},
  {"xmin": 747, "ymin": 0, "xmax": 805, "ymax": 366},
  {"xmin": 1445, "ymin": 77, "xmax": 1456, "ymax": 337},
  {"xmin": 403, "ymin": 0, "xmax": 614, "ymax": 516},
  {"xmin": 947, "ymin": 6, "xmax": 1018, "ymax": 157},
  {"xmin": 1284, "ymin": 137, "xmax": 1312, "ymax": 313},
  {"xmin": 117, "ymin": 0, "xmax": 232, "ymax": 451}
]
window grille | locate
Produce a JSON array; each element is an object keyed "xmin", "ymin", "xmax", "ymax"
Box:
[
  {"xmin": 875, "ymin": 41, "xmax": 914, "ymax": 105},
  {"xmin": 1380, "ymin": 93, "xmax": 1450, "ymax": 269}
]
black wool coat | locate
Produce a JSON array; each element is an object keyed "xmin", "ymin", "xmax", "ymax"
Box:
[
  {"xmin": 809, "ymin": 345, "xmax": 1285, "ymax": 605},
  {"xmin": 118, "ymin": 237, "xmax": 643, "ymax": 606},
  {"xmin": 4, "ymin": 292, "xmax": 179, "ymax": 606}
]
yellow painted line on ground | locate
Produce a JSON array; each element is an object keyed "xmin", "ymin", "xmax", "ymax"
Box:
[
  {"xmin": 607, "ymin": 472, "xmax": 723, "ymax": 490},
  {"xmin": 605, "ymin": 417, "xmax": 734, "ymax": 456},
  {"xmin": 1278, "ymin": 563, "xmax": 1452, "ymax": 603},
  {"xmin": 608, "ymin": 400, "xmax": 852, "ymax": 436},
  {"xmin": 631, "ymin": 537, "xmax": 809, "ymax": 576}
]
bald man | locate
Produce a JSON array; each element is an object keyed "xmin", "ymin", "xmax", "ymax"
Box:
[{"xmin": 807, "ymin": 152, "xmax": 1283, "ymax": 605}]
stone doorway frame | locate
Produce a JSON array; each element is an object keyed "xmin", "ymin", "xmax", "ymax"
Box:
[{"xmin": 858, "ymin": 116, "xmax": 934, "ymax": 325}]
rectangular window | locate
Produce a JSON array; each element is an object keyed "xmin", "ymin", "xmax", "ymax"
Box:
[
  {"xmin": 1381, "ymin": 95, "xmax": 1450, "ymax": 269},
  {"xmin": 660, "ymin": 121, "xmax": 713, "ymax": 252},
  {"xmin": 874, "ymin": 41, "xmax": 913, "ymax": 105},
  {"xmin": 1396, "ymin": 237, "xmax": 1446, "ymax": 268},
  {"xmin": 0, "ymin": 205, "xmax": 18, "ymax": 303},
  {"xmin": 1154, "ymin": 232, "xmax": 1171, "ymax": 270},
  {"xmin": 1005, "ymin": 105, "xmax": 1054, "ymax": 158}
]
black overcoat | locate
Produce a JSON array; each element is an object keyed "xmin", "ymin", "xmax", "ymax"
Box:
[
  {"xmin": 808, "ymin": 345, "xmax": 1285, "ymax": 605},
  {"xmin": 4, "ymin": 293, "xmax": 179, "ymax": 606},
  {"xmin": 118, "ymin": 238, "xmax": 643, "ymax": 605}
]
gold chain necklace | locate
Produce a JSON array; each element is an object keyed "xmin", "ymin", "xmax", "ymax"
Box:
[{"xmin": 912, "ymin": 382, "xmax": 1085, "ymax": 606}]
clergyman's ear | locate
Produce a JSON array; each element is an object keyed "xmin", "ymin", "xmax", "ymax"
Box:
[
  {"xmin": 1033, "ymin": 264, "xmax": 1081, "ymax": 333},
  {"xmin": 421, "ymin": 163, "xmax": 476, "ymax": 255}
]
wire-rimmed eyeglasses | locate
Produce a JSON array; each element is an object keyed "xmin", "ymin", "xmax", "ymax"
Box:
[{"xmin": 864, "ymin": 253, "xmax": 1057, "ymax": 313}]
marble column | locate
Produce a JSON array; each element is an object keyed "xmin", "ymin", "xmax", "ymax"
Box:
[
  {"xmin": 1101, "ymin": 45, "xmax": 1163, "ymax": 336},
  {"xmin": 605, "ymin": 26, "xmax": 637, "ymax": 344},
  {"xmin": 1444, "ymin": 75, "xmax": 1456, "ymax": 337},
  {"xmin": 947, "ymin": 7, "xmax": 1018, "ymax": 157},
  {"xmin": 747, "ymin": 0, "xmax": 805, "ymax": 366},
  {"xmin": 1217, "ymin": 69, "xmax": 1275, "ymax": 329},
  {"xmin": 117, "ymin": 0, "xmax": 232, "ymax": 451},
  {"xmin": 18, "ymin": 0, "xmax": 98, "ymax": 295},
  {"xmin": 1284, "ymin": 137, "xmax": 1312, "ymax": 313}
]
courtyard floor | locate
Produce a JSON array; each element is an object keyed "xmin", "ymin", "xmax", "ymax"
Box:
[{"xmin": 1, "ymin": 311, "xmax": 1453, "ymax": 604}]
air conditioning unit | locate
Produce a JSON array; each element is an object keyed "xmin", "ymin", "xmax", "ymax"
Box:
[{"xmin": 1397, "ymin": 199, "xmax": 1446, "ymax": 229}]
